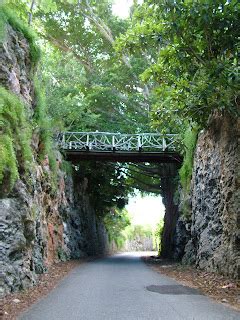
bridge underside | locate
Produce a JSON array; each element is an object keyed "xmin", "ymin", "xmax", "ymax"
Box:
[{"xmin": 65, "ymin": 150, "xmax": 183, "ymax": 163}]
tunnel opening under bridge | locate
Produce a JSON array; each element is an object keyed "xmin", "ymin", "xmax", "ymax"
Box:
[
  {"xmin": 59, "ymin": 132, "xmax": 183, "ymax": 258},
  {"xmin": 65, "ymin": 156, "xmax": 181, "ymax": 260}
]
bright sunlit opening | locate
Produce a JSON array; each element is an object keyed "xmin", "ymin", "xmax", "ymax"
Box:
[
  {"xmin": 126, "ymin": 191, "xmax": 165, "ymax": 228},
  {"xmin": 112, "ymin": 0, "xmax": 143, "ymax": 18},
  {"xmin": 112, "ymin": 0, "xmax": 133, "ymax": 18}
]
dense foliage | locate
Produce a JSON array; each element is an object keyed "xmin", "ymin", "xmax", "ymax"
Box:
[
  {"xmin": 122, "ymin": 221, "xmax": 164, "ymax": 253},
  {"xmin": 116, "ymin": 0, "xmax": 239, "ymax": 129},
  {"xmin": 2, "ymin": 0, "xmax": 239, "ymax": 238},
  {"xmin": 77, "ymin": 161, "xmax": 131, "ymax": 216},
  {"xmin": 115, "ymin": 0, "xmax": 239, "ymax": 197},
  {"xmin": 0, "ymin": 7, "xmax": 38, "ymax": 194},
  {"xmin": 18, "ymin": 0, "xmax": 152, "ymax": 133},
  {"xmin": 40, "ymin": 49, "xmax": 99, "ymax": 132},
  {"xmin": 104, "ymin": 208, "xmax": 130, "ymax": 248}
]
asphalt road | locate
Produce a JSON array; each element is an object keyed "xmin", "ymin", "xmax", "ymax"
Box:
[{"xmin": 19, "ymin": 252, "xmax": 240, "ymax": 320}]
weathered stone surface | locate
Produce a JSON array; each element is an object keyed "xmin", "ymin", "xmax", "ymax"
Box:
[
  {"xmin": 0, "ymin": 186, "xmax": 38, "ymax": 295},
  {"xmin": 0, "ymin": 162, "xmax": 109, "ymax": 296},
  {"xmin": 0, "ymin": 23, "xmax": 109, "ymax": 297},
  {"xmin": 182, "ymin": 112, "xmax": 240, "ymax": 279},
  {"xmin": 172, "ymin": 216, "xmax": 191, "ymax": 261},
  {"xmin": 60, "ymin": 173, "xmax": 109, "ymax": 259},
  {"xmin": 0, "ymin": 24, "xmax": 34, "ymax": 108}
]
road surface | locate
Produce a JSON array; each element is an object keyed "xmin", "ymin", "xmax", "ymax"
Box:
[{"xmin": 20, "ymin": 252, "xmax": 240, "ymax": 320}]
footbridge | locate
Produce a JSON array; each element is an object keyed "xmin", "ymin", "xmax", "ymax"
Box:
[{"xmin": 58, "ymin": 132, "xmax": 182, "ymax": 163}]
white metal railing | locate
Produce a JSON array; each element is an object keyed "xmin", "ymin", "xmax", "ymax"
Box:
[{"xmin": 58, "ymin": 132, "xmax": 179, "ymax": 152}]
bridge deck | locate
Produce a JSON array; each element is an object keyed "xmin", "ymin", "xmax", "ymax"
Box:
[{"xmin": 59, "ymin": 132, "xmax": 182, "ymax": 163}]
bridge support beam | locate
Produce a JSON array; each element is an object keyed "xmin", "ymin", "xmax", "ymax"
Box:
[{"xmin": 64, "ymin": 151, "xmax": 182, "ymax": 164}]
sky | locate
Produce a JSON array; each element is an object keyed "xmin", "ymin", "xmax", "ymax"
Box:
[
  {"xmin": 126, "ymin": 191, "xmax": 165, "ymax": 228},
  {"xmin": 112, "ymin": 0, "xmax": 133, "ymax": 18},
  {"xmin": 112, "ymin": 0, "xmax": 143, "ymax": 18}
]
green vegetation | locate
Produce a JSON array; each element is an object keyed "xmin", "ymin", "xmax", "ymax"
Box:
[
  {"xmin": 177, "ymin": 127, "xmax": 199, "ymax": 218},
  {"xmin": 0, "ymin": 5, "xmax": 40, "ymax": 66},
  {"xmin": 0, "ymin": 87, "xmax": 32, "ymax": 193},
  {"xmin": 104, "ymin": 208, "xmax": 130, "ymax": 249},
  {"xmin": 57, "ymin": 246, "xmax": 68, "ymax": 261},
  {"xmin": 104, "ymin": 212, "xmax": 164, "ymax": 252},
  {"xmin": 33, "ymin": 78, "xmax": 50, "ymax": 159},
  {"xmin": 153, "ymin": 221, "xmax": 164, "ymax": 255},
  {"xmin": 33, "ymin": 78, "xmax": 58, "ymax": 177},
  {"xmin": 116, "ymin": 0, "xmax": 239, "ymax": 129},
  {"xmin": 40, "ymin": 50, "xmax": 99, "ymax": 132},
  {"xmin": 0, "ymin": 7, "xmax": 58, "ymax": 195},
  {"xmin": 124, "ymin": 224, "xmax": 152, "ymax": 241},
  {"xmin": 120, "ymin": 220, "xmax": 164, "ymax": 253},
  {"xmin": 179, "ymin": 127, "xmax": 199, "ymax": 194},
  {"xmin": 0, "ymin": 135, "xmax": 18, "ymax": 192},
  {"xmin": 2, "ymin": 1, "xmax": 239, "ymax": 244},
  {"xmin": 60, "ymin": 160, "xmax": 73, "ymax": 176},
  {"xmin": 114, "ymin": 0, "xmax": 239, "ymax": 219},
  {"xmin": 77, "ymin": 162, "xmax": 131, "ymax": 217}
]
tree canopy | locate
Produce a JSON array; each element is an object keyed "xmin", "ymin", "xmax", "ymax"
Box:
[
  {"xmin": 5, "ymin": 0, "xmax": 239, "ymax": 133},
  {"xmin": 2, "ymin": 0, "xmax": 239, "ymax": 238},
  {"xmin": 116, "ymin": 0, "xmax": 239, "ymax": 128}
]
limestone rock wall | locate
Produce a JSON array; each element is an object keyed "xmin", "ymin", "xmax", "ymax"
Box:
[
  {"xmin": 1, "ymin": 165, "xmax": 64, "ymax": 295},
  {"xmin": 183, "ymin": 112, "xmax": 240, "ymax": 278},
  {"xmin": 0, "ymin": 21, "xmax": 108, "ymax": 297},
  {"xmin": 0, "ymin": 23, "xmax": 34, "ymax": 107},
  {"xmin": 1, "ymin": 163, "xmax": 109, "ymax": 296},
  {"xmin": 60, "ymin": 174, "xmax": 109, "ymax": 259}
]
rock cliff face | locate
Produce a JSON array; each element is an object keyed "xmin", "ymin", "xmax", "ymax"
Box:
[
  {"xmin": 1, "ymin": 165, "xmax": 109, "ymax": 296},
  {"xmin": 61, "ymin": 173, "xmax": 109, "ymax": 259},
  {"xmin": 0, "ymin": 23, "xmax": 34, "ymax": 106},
  {"xmin": 182, "ymin": 112, "xmax": 240, "ymax": 278},
  {"xmin": 0, "ymin": 21, "xmax": 108, "ymax": 297}
]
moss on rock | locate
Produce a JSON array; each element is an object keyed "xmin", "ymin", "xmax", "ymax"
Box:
[
  {"xmin": 0, "ymin": 87, "xmax": 32, "ymax": 194},
  {"xmin": 179, "ymin": 127, "xmax": 199, "ymax": 193},
  {"xmin": 0, "ymin": 5, "xmax": 41, "ymax": 66}
]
